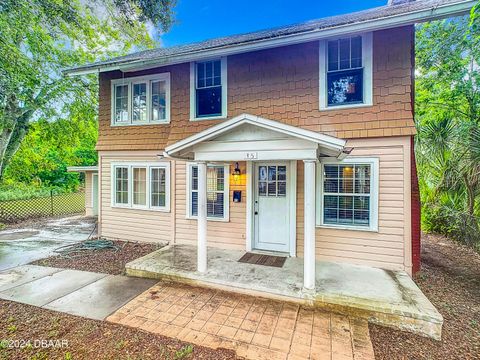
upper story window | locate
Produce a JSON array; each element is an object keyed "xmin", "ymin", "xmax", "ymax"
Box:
[
  {"xmin": 111, "ymin": 73, "xmax": 170, "ymax": 126},
  {"xmin": 319, "ymin": 33, "xmax": 372, "ymax": 110},
  {"xmin": 190, "ymin": 58, "xmax": 227, "ymax": 120}
]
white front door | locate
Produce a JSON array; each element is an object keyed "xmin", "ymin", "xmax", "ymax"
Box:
[{"xmin": 254, "ymin": 163, "xmax": 290, "ymax": 253}]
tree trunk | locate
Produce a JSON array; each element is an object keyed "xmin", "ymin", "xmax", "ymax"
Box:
[
  {"xmin": 0, "ymin": 113, "xmax": 31, "ymax": 181},
  {"xmin": 464, "ymin": 175, "xmax": 476, "ymax": 216}
]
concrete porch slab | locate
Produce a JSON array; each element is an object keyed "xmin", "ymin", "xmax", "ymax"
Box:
[{"xmin": 126, "ymin": 244, "xmax": 443, "ymax": 339}]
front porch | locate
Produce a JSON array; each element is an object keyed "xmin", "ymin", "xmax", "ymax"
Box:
[{"xmin": 126, "ymin": 244, "xmax": 443, "ymax": 340}]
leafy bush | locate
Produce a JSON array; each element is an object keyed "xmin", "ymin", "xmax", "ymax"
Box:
[
  {"xmin": 423, "ymin": 200, "xmax": 480, "ymax": 250},
  {"xmin": 0, "ymin": 184, "xmax": 72, "ymax": 201}
]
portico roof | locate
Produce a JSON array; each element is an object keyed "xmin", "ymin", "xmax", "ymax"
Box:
[{"xmin": 164, "ymin": 113, "xmax": 347, "ymax": 161}]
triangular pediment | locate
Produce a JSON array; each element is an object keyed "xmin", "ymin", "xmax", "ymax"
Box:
[
  {"xmin": 164, "ymin": 114, "xmax": 346, "ymax": 160},
  {"xmin": 212, "ymin": 123, "xmax": 291, "ymax": 142}
]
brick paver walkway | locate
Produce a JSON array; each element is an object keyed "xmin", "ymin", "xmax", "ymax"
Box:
[{"xmin": 107, "ymin": 282, "xmax": 375, "ymax": 360}]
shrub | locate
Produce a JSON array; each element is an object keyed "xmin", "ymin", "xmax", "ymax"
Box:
[{"xmin": 423, "ymin": 202, "xmax": 480, "ymax": 249}]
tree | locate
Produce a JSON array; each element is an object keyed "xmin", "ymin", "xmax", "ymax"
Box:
[
  {"xmin": 3, "ymin": 98, "xmax": 99, "ymax": 190},
  {"xmin": 415, "ymin": 7, "xmax": 480, "ymax": 246},
  {"xmin": 0, "ymin": 0, "xmax": 175, "ymax": 180},
  {"xmin": 416, "ymin": 12, "xmax": 480, "ymax": 212}
]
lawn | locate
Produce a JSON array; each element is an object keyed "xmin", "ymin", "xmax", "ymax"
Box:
[{"xmin": 370, "ymin": 234, "xmax": 480, "ymax": 359}]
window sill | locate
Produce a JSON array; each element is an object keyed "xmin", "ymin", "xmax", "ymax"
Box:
[
  {"xmin": 319, "ymin": 102, "xmax": 373, "ymax": 112},
  {"xmin": 110, "ymin": 120, "xmax": 170, "ymax": 127},
  {"xmin": 316, "ymin": 224, "xmax": 378, "ymax": 232},
  {"xmin": 190, "ymin": 115, "xmax": 227, "ymax": 122},
  {"xmin": 111, "ymin": 204, "xmax": 170, "ymax": 213},
  {"xmin": 186, "ymin": 215, "xmax": 229, "ymax": 222}
]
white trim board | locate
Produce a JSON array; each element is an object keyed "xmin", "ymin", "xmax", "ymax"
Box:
[
  {"xmin": 67, "ymin": 166, "xmax": 98, "ymax": 172},
  {"xmin": 91, "ymin": 173, "xmax": 99, "ymax": 216}
]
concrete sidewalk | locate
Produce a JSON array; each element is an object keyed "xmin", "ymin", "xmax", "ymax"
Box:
[{"xmin": 0, "ymin": 265, "xmax": 157, "ymax": 320}]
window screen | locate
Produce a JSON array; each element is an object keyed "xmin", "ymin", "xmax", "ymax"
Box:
[
  {"xmin": 114, "ymin": 85, "xmax": 129, "ymax": 123},
  {"xmin": 191, "ymin": 165, "xmax": 226, "ymax": 218},
  {"xmin": 133, "ymin": 167, "xmax": 147, "ymax": 205},
  {"xmin": 151, "ymin": 80, "xmax": 166, "ymax": 121},
  {"xmin": 327, "ymin": 36, "xmax": 363, "ymax": 106},
  {"xmin": 132, "ymin": 83, "xmax": 147, "ymax": 122},
  {"xmin": 115, "ymin": 167, "xmax": 129, "ymax": 204},
  {"xmin": 323, "ymin": 164, "xmax": 371, "ymax": 226},
  {"xmin": 151, "ymin": 167, "xmax": 166, "ymax": 207},
  {"xmin": 195, "ymin": 60, "xmax": 222, "ymax": 118}
]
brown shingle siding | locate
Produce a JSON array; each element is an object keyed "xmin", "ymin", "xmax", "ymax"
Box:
[{"xmin": 97, "ymin": 26, "xmax": 415, "ymax": 151}]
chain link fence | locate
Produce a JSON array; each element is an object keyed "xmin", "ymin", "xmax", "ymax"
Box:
[{"xmin": 0, "ymin": 191, "xmax": 85, "ymax": 223}]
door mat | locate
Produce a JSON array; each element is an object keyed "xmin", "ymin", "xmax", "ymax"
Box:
[{"xmin": 238, "ymin": 252, "xmax": 287, "ymax": 268}]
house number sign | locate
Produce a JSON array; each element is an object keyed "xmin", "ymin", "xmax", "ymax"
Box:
[{"xmin": 244, "ymin": 152, "xmax": 258, "ymax": 160}]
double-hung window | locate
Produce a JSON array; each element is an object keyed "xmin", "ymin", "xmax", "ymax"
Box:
[
  {"xmin": 187, "ymin": 164, "xmax": 229, "ymax": 220},
  {"xmin": 111, "ymin": 73, "xmax": 170, "ymax": 125},
  {"xmin": 150, "ymin": 167, "xmax": 167, "ymax": 208},
  {"xmin": 112, "ymin": 162, "xmax": 170, "ymax": 211},
  {"xmin": 319, "ymin": 33, "xmax": 372, "ymax": 109},
  {"xmin": 114, "ymin": 85, "xmax": 129, "ymax": 123},
  {"xmin": 132, "ymin": 167, "xmax": 147, "ymax": 206},
  {"xmin": 115, "ymin": 166, "xmax": 129, "ymax": 204},
  {"xmin": 317, "ymin": 158, "xmax": 378, "ymax": 231},
  {"xmin": 191, "ymin": 59, "xmax": 227, "ymax": 120}
]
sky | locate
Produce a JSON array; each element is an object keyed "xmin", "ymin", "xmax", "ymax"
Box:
[{"xmin": 161, "ymin": 0, "xmax": 388, "ymax": 47}]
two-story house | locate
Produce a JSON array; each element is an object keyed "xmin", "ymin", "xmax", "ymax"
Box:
[{"xmin": 66, "ymin": 0, "xmax": 474, "ymax": 294}]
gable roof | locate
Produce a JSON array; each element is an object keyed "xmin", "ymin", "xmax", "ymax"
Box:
[
  {"xmin": 65, "ymin": 0, "xmax": 475, "ymax": 76},
  {"xmin": 164, "ymin": 113, "xmax": 347, "ymax": 159}
]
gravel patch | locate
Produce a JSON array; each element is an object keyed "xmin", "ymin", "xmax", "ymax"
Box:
[
  {"xmin": 370, "ymin": 233, "xmax": 480, "ymax": 359},
  {"xmin": 31, "ymin": 240, "xmax": 161, "ymax": 275},
  {"xmin": 0, "ymin": 299, "xmax": 239, "ymax": 359}
]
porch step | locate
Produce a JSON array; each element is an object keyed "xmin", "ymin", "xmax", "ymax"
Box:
[{"xmin": 125, "ymin": 244, "xmax": 443, "ymax": 340}]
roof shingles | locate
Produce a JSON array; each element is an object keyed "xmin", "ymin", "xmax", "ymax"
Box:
[{"xmin": 66, "ymin": 0, "xmax": 469, "ymax": 74}]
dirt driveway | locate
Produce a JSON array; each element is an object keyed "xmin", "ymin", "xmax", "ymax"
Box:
[
  {"xmin": 0, "ymin": 216, "xmax": 96, "ymax": 271},
  {"xmin": 370, "ymin": 234, "xmax": 480, "ymax": 359}
]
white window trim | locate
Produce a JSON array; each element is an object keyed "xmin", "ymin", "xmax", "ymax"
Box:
[
  {"xmin": 111, "ymin": 161, "xmax": 171, "ymax": 212},
  {"xmin": 111, "ymin": 73, "xmax": 171, "ymax": 126},
  {"xmin": 316, "ymin": 157, "xmax": 379, "ymax": 232},
  {"xmin": 190, "ymin": 58, "xmax": 228, "ymax": 121},
  {"xmin": 319, "ymin": 32, "xmax": 373, "ymax": 111},
  {"xmin": 186, "ymin": 162, "xmax": 230, "ymax": 221}
]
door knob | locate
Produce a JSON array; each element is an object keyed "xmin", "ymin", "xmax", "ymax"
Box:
[{"xmin": 254, "ymin": 211, "xmax": 258, "ymax": 215}]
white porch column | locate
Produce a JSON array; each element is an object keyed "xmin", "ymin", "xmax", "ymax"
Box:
[
  {"xmin": 197, "ymin": 161, "xmax": 207, "ymax": 273},
  {"xmin": 303, "ymin": 160, "xmax": 316, "ymax": 290}
]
